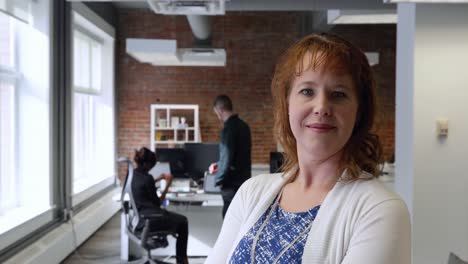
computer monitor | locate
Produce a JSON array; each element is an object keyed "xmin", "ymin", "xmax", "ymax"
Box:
[
  {"xmin": 148, "ymin": 162, "xmax": 171, "ymax": 180},
  {"xmin": 270, "ymin": 152, "xmax": 284, "ymax": 173},
  {"xmin": 155, "ymin": 148, "xmax": 187, "ymax": 178},
  {"xmin": 184, "ymin": 143, "xmax": 219, "ymax": 181}
]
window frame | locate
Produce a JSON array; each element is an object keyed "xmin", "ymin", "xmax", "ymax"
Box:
[
  {"xmin": 0, "ymin": 0, "xmax": 54, "ymax": 254},
  {"xmin": 70, "ymin": 4, "xmax": 116, "ymax": 207}
]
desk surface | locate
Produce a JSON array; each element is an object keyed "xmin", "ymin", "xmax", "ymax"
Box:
[{"xmin": 166, "ymin": 191, "xmax": 222, "ymax": 206}]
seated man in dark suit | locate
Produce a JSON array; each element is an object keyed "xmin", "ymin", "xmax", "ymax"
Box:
[{"xmin": 132, "ymin": 147, "xmax": 189, "ymax": 264}]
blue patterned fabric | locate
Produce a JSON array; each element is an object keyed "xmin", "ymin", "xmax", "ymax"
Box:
[{"xmin": 229, "ymin": 197, "xmax": 320, "ymax": 264}]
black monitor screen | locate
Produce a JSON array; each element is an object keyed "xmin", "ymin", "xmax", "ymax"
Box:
[
  {"xmin": 155, "ymin": 148, "xmax": 186, "ymax": 178},
  {"xmin": 270, "ymin": 152, "xmax": 284, "ymax": 173},
  {"xmin": 184, "ymin": 143, "xmax": 219, "ymax": 180}
]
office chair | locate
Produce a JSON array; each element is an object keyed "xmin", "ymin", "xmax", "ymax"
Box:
[{"xmin": 118, "ymin": 157, "xmax": 177, "ymax": 264}]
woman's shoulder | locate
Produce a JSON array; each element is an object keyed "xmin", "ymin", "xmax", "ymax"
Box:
[
  {"xmin": 320, "ymin": 175, "xmax": 410, "ymax": 233},
  {"xmin": 354, "ymin": 177, "xmax": 401, "ymax": 200},
  {"xmin": 236, "ymin": 173, "xmax": 285, "ymax": 202},
  {"xmin": 241, "ymin": 173, "xmax": 284, "ymax": 191},
  {"xmin": 336, "ymin": 173, "xmax": 407, "ymax": 212}
]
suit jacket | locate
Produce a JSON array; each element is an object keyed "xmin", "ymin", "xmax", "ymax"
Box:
[{"xmin": 215, "ymin": 114, "xmax": 252, "ymax": 189}]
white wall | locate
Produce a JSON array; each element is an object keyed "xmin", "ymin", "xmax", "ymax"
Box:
[{"xmin": 396, "ymin": 4, "xmax": 468, "ymax": 263}]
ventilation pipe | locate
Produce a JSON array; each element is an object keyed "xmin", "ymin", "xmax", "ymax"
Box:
[
  {"xmin": 139, "ymin": 0, "xmax": 226, "ymax": 66},
  {"xmin": 146, "ymin": 0, "xmax": 219, "ymax": 47},
  {"xmin": 186, "ymin": 15, "xmax": 213, "ymax": 47}
]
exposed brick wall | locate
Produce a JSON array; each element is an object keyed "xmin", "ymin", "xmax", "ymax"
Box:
[
  {"xmin": 116, "ymin": 10, "xmax": 396, "ymax": 173},
  {"xmin": 116, "ymin": 10, "xmax": 301, "ymax": 166}
]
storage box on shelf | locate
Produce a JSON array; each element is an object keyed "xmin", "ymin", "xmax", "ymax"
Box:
[{"xmin": 150, "ymin": 104, "xmax": 201, "ymax": 150}]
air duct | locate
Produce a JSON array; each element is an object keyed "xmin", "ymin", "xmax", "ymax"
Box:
[
  {"xmin": 126, "ymin": 38, "xmax": 226, "ymax": 66},
  {"xmin": 139, "ymin": 0, "xmax": 226, "ymax": 66},
  {"xmin": 146, "ymin": 0, "xmax": 225, "ymax": 15},
  {"xmin": 186, "ymin": 15, "xmax": 212, "ymax": 46},
  {"xmin": 147, "ymin": 1, "xmax": 220, "ymax": 46}
]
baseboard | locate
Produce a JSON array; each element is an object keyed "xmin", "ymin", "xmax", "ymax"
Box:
[{"xmin": 4, "ymin": 188, "xmax": 121, "ymax": 264}]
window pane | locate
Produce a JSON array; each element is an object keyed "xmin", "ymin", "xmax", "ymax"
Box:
[
  {"xmin": 73, "ymin": 93, "xmax": 96, "ymax": 193},
  {"xmin": 72, "ymin": 10, "xmax": 114, "ymax": 198},
  {"xmin": 91, "ymin": 43, "xmax": 101, "ymax": 92},
  {"xmin": 0, "ymin": 0, "xmax": 51, "ymax": 244},
  {"xmin": 73, "ymin": 35, "xmax": 80, "ymax": 87},
  {"xmin": 73, "ymin": 32, "xmax": 90, "ymax": 90},
  {"xmin": 0, "ymin": 11, "xmax": 14, "ymax": 68},
  {"xmin": 0, "ymin": 81, "xmax": 16, "ymax": 215}
]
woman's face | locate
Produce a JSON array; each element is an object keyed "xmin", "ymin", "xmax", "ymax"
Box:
[{"xmin": 288, "ymin": 58, "xmax": 358, "ymax": 162}]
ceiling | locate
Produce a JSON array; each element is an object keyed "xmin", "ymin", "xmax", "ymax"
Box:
[
  {"xmin": 79, "ymin": 0, "xmax": 396, "ymax": 66},
  {"xmin": 93, "ymin": 0, "xmax": 396, "ymax": 11}
]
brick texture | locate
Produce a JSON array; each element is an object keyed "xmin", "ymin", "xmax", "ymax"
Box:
[{"xmin": 116, "ymin": 10, "xmax": 396, "ymax": 174}]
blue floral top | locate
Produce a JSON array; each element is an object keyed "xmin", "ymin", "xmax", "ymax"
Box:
[{"xmin": 229, "ymin": 196, "xmax": 320, "ymax": 264}]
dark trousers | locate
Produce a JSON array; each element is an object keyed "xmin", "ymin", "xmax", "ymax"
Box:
[
  {"xmin": 143, "ymin": 209, "xmax": 188, "ymax": 262},
  {"xmin": 221, "ymin": 188, "xmax": 238, "ymax": 218}
]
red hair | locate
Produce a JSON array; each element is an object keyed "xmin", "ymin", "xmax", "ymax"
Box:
[{"xmin": 271, "ymin": 33, "xmax": 382, "ymax": 180}]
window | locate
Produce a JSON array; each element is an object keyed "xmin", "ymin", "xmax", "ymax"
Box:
[
  {"xmin": 0, "ymin": 1, "xmax": 118, "ymax": 256},
  {"xmin": 72, "ymin": 11, "xmax": 115, "ymax": 199},
  {"xmin": 0, "ymin": 0, "xmax": 52, "ymax": 239},
  {"xmin": 0, "ymin": 81, "xmax": 16, "ymax": 215},
  {"xmin": 73, "ymin": 29, "xmax": 101, "ymax": 94},
  {"xmin": 0, "ymin": 12, "xmax": 17, "ymax": 215},
  {"xmin": 72, "ymin": 28, "xmax": 101, "ymax": 193}
]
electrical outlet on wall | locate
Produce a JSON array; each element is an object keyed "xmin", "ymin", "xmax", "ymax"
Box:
[{"xmin": 436, "ymin": 119, "xmax": 449, "ymax": 136}]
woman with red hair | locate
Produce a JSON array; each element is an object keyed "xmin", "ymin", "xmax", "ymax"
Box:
[{"xmin": 207, "ymin": 33, "xmax": 411, "ymax": 264}]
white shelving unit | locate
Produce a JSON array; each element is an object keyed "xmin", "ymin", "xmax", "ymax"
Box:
[{"xmin": 150, "ymin": 104, "xmax": 200, "ymax": 151}]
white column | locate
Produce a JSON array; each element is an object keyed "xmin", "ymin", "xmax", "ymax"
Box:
[{"xmin": 395, "ymin": 3, "xmax": 468, "ymax": 263}]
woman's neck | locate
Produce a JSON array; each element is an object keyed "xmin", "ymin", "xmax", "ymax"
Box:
[
  {"xmin": 279, "ymin": 150, "xmax": 342, "ymax": 212},
  {"xmin": 294, "ymin": 148, "xmax": 343, "ymax": 191}
]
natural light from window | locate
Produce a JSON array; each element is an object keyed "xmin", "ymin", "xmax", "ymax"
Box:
[
  {"xmin": 72, "ymin": 11, "xmax": 115, "ymax": 197},
  {"xmin": 0, "ymin": 0, "xmax": 51, "ymax": 236}
]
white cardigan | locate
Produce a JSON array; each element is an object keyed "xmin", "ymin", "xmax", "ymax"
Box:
[{"xmin": 206, "ymin": 172, "xmax": 411, "ymax": 264}]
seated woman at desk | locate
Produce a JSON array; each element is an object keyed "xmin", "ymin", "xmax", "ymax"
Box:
[{"xmin": 132, "ymin": 147, "xmax": 189, "ymax": 264}]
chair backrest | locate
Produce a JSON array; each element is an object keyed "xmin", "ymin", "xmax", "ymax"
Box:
[{"xmin": 117, "ymin": 157, "xmax": 141, "ymax": 233}]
